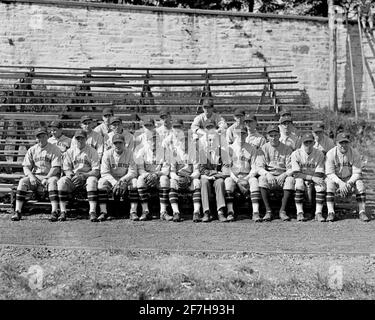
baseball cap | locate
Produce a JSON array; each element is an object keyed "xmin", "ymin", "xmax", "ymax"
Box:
[
  {"xmin": 102, "ymin": 107, "xmax": 114, "ymax": 116},
  {"xmin": 143, "ymin": 119, "xmax": 155, "ymax": 127},
  {"xmin": 160, "ymin": 110, "xmax": 170, "ymax": 119},
  {"xmin": 244, "ymin": 114, "xmax": 256, "ymax": 122},
  {"xmin": 204, "ymin": 121, "xmax": 216, "ymax": 129},
  {"xmin": 336, "ymin": 132, "xmax": 350, "ymax": 143},
  {"xmin": 301, "ymin": 133, "xmax": 315, "ymax": 143},
  {"xmin": 279, "ymin": 110, "xmax": 291, "ymax": 117},
  {"xmin": 34, "ymin": 127, "xmax": 48, "ymax": 136},
  {"xmin": 266, "ymin": 124, "xmax": 280, "ymax": 134},
  {"xmin": 109, "ymin": 117, "xmax": 121, "ymax": 125},
  {"xmin": 74, "ymin": 129, "xmax": 87, "ymax": 139},
  {"xmin": 112, "ymin": 134, "xmax": 125, "ymax": 144},
  {"xmin": 312, "ymin": 123, "xmax": 324, "ymax": 132},
  {"xmin": 80, "ymin": 115, "xmax": 92, "ymax": 123},
  {"xmin": 279, "ymin": 116, "xmax": 292, "ymax": 124},
  {"xmin": 49, "ymin": 120, "xmax": 63, "ymax": 129},
  {"xmin": 234, "ymin": 108, "xmax": 245, "ymax": 117},
  {"xmin": 172, "ymin": 119, "xmax": 183, "ymax": 128},
  {"xmin": 202, "ymin": 99, "xmax": 214, "ymax": 108}
]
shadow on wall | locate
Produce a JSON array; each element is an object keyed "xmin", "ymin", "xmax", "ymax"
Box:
[{"xmin": 341, "ymin": 24, "xmax": 363, "ymax": 114}]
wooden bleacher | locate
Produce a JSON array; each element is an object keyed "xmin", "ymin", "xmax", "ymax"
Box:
[{"xmin": 0, "ymin": 64, "xmax": 322, "ymax": 211}]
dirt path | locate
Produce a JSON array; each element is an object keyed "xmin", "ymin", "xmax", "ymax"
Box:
[{"xmin": 1, "ymin": 215, "xmax": 375, "ymax": 254}]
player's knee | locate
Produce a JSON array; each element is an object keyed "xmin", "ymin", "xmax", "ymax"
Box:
[
  {"xmin": 170, "ymin": 179, "xmax": 179, "ymax": 190},
  {"xmin": 159, "ymin": 175, "xmax": 169, "ymax": 188},
  {"xmin": 97, "ymin": 178, "xmax": 107, "ymax": 190},
  {"xmin": 224, "ymin": 177, "xmax": 234, "ymax": 190},
  {"xmin": 315, "ymin": 183, "xmax": 326, "ymax": 193},
  {"xmin": 192, "ymin": 178, "xmax": 200, "ymax": 189},
  {"xmin": 18, "ymin": 177, "xmax": 29, "ymax": 190},
  {"xmin": 47, "ymin": 176, "xmax": 59, "ymax": 189},
  {"xmin": 284, "ymin": 176, "xmax": 295, "ymax": 190},
  {"xmin": 295, "ymin": 178, "xmax": 305, "ymax": 191},
  {"xmin": 258, "ymin": 175, "xmax": 268, "ymax": 189},
  {"xmin": 128, "ymin": 178, "xmax": 138, "ymax": 190},
  {"xmin": 137, "ymin": 176, "xmax": 146, "ymax": 189},
  {"xmin": 325, "ymin": 179, "xmax": 336, "ymax": 193},
  {"xmin": 356, "ymin": 180, "xmax": 366, "ymax": 194},
  {"xmin": 86, "ymin": 176, "xmax": 98, "ymax": 191}
]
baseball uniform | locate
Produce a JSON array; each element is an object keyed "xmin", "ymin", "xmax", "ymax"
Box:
[
  {"xmin": 48, "ymin": 135, "xmax": 71, "ymax": 154},
  {"xmin": 71, "ymin": 130, "xmax": 104, "ymax": 160}
]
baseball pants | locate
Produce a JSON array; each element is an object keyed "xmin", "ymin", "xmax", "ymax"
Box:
[
  {"xmin": 57, "ymin": 176, "xmax": 98, "ymax": 202},
  {"xmin": 16, "ymin": 175, "xmax": 59, "ymax": 203},
  {"xmin": 98, "ymin": 177, "xmax": 139, "ymax": 203},
  {"xmin": 137, "ymin": 174, "xmax": 170, "ymax": 206}
]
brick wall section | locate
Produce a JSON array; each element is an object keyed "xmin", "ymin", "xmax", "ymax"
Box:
[{"xmin": 0, "ymin": 1, "xmax": 373, "ymax": 113}]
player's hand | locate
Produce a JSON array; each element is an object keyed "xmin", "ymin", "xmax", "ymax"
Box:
[
  {"xmin": 267, "ymin": 173, "xmax": 277, "ymax": 186},
  {"xmin": 41, "ymin": 178, "xmax": 48, "ymax": 187},
  {"xmin": 29, "ymin": 176, "xmax": 38, "ymax": 186},
  {"xmin": 338, "ymin": 182, "xmax": 348, "ymax": 197},
  {"xmin": 276, "ymin": 173, "xmax": 287, "ymax": 186},
  {"xmin": 311, "ymin": 176, "xmax": 324, "ymax": 186}
]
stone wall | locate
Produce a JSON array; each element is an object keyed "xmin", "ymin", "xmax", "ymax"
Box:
[{"xmin": 0, "ymin": 0, "xmax": 373, "ymax": 113}]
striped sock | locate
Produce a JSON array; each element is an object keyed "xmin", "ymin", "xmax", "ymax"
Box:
[
  {"xmin": 138, "ymin": 187, "xmax": 149, "ymax": 202},
  {"xmin": 315, "ymin": 192, "xmax": 325, "ymax": 204},
  {"xmin": 98, "ymin": 190, "xmax": 108, "ymax": 203},
  {"xmin": 160, "ymin": 187, "xmax": 170, "ymax": 206},
  {"xmin": 87, "ymin": 191, "xmax": 98, "ymax": 202},
  {"xmin": 295, "ymin": 189, "xmax": 304, "ymax": 203},
  {"xmin": 250, "ymin": 190, "xmax": 261, "ymax": 203},
  {"xmin": 193, "ymin": 189, "xmax": 201, "ymax": 203},
  {"xmin": 16, "ymin": 190, "xmax": 27, "ymax": 202},
  {"xmin": 169, "ymin": 188, "xmax": 179, "ymax": 204},
  {"xmin": 58, "ymin": 190, "xmax": 70, "ymax": 202},
  {"xmin": 356, "ymin": 193, "xmax": 366, "ymax": 203},
  {"xmin": 48, "ymin": 190, "xmax": 59, "ymax": 202},
  {"xmin": 326, "ymin": 192, "xmax": 335, "ymax": 203},
  {"xmin": 128, "ymin": 189, "xmax": 139, "ymax": 202}
]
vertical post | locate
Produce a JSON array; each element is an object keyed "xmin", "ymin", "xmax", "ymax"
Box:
[
  {"xmin": 328, "ymin": 0, "xmax": 338, "ymax": 112},
  {"xmin": 348, "ymin": 36, "xmax": 359, "ymax": 120}
]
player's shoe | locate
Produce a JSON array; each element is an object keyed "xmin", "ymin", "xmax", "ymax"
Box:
[
  {"xmin": 58, "ymin": 211, "xmax": 67, "ymax": 222},
  {"xmin": 252, "ymin": 212, "xmax": 262, "ymax": 222},
  {"xmin": 279, "ymin": 210, "xmax": 290, "ymax": 221},
  {"xmin": 173, "ymin": 212, "xmax": 182, "ymax": 222},
  {"xmin": 50, "ymin": 211, "xmax": 59, "ymax": 222},
  {"xmin": 98, "ymin": 212, "xmax": 108, "ymax": 222},
  {"xmin": 263, "ymin": 211, "xmax": 272, "ymax": 222},
  {"xmin": 359, "ymin": 210, "xmax": 370, "ymax": 222},
  {"xmin": 226, "ymin": 212, "xmax": 235, "ymax": 222},
  {"xmin": 202, "ymin": 211, "xmax": 211, "ymax": 223},
  {"xmin": 89, "ymin": 211, "xmax": 98, "ymax": 222},
  {"xmin": 192, "ymin": 211, "xmax": 202, "ymax": 223},
  {"xmin": 297, "ymin": 212, "xmax": 306, "ymax": 222},
  {"xmin": 326, "ymin": 212, "xmax": 336, "ymax": 222},
  {"xmin": 160, "ymin": 211, "xmax": 173, "ymax": 221},
  {"xmin": 139, "ymin": 211, "xmax": 150, "ymax": 221},
  {"xmin": 217, "ymin": 210, "xmax": 228, "ymax": 222},
  {"xmin": 129, "ymin": 211, "xmax": 139, "ymax": 221},
  {"xmin": 11, "ymin": 210, "xmax": 22, "ymax": 221},
  {"xmin": 315, "ymin": 212, "xmax": 326, "ymax": 222}
]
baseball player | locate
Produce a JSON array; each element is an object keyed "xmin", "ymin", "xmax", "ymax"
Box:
[
  {"xmin": 259, "ymin": 125, "xmax": 295, "ymax": 221},
  {"xmin": 156, "ymin": 110, "xmax": 172, "ymax": 143},
  {"xmin": 94, "ymin": 107, "xmax": 114, "ymax": 138},
  {"xmin": 191, "ymin": 98, "xmax": 227, "ymax": 142},
  {"xmin": 325, "ymin": 132, "xmax": 369, "ymax": 222},
  {"xmin": 134, "ymin": 119, "xmax": 170, "ymax": 221},
  {"xmin": 279, "ymin": 115, "xmax": 301, "ymax": 151},
  {"xmin": 48, "ymin": 120, "xmax": 71, "ymax": 154},
  {"xmin": 57, "ymin": 130, "xmax": 100, "ymax": 222},
  {"xmin": 11, "ymin": 127, "xmax": 62, "ymax": 222},
  {"xmin": 199, "ymin": 121, "xmax": 230, "ymax": 223},
  {"xmin": 98, "ymin": 134, "xmax": 138, "ymax": 221},
  {"xmin": 167, "ymin": 119, "xmax": 201, "ymax": 222},
  {"xmin": 71, "ymin": 115, "xmax": 104, "ymax": 160},
  {"xmin": 104, "ymin": 116, "xmax": 135, "ymax": 152},
  {"xmin": 244, "ymin": 114, "xmax": 267, "ymax": 149},
  {"xmin": 291, "ymin": 133, "xmax": 326, "ymax": 222},
  {"xmin": 226, "ymin": 108, "xmax": 246, "ymax": 145},
  {"xmin": 312, "ymin": 123, "xmax": 335, "ymax": 155},
  {"xmin": 225, "ymin": 127, "xmax": 266, "ymax": 222}
]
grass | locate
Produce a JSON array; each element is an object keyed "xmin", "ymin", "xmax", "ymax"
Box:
[{"xmin": 1, "ymin": 247, "xmax": 375, "ymax": 300}]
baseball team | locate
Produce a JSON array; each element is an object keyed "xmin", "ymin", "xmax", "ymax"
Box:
[{"xmin": 10, "ymin": 98, "xmax": 369, "ymax": 223}]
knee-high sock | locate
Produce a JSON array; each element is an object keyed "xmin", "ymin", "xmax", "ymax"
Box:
[
  {"xmin": 295, "ymin": 189, "xmax": 304, "ymax": 213},
  {"xmin": 159, "ymin": 187, "xmax": 170, "ymax": 212},
  {"xmin": 260, "ymin": 187, "xmax": 271, "ymax": 212},
  {"xmin": 169, "ymin": 188, "xmax": 179, "ymax": 213},
  {"xmin": 315, "ymin": 191, "xmax": 325, "ymax": 214},
  {"xmin": 250, "ymin": 190, "xmax": 261, "ymax": 213},
  {"xmin": 15, "ymin": 190, "xmax": 27, "ymax": 212},
  {"xmin": 356, "ymin": 193, "xmax": 366, "ymax": 212},
  {"xmin": 193, "ymin": 188, "xmax": 201, "ymax": 213},
  {"xmin": 326, "ymin": 192, "xmax": 335, "ymax": 213}
]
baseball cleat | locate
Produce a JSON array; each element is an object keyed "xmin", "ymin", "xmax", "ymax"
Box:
[
  {"xmin": 11, "ymin": 210, "xmax": 22, "ymax": 221},
  {"xmin": 263, "ymin": 211, "xmax": 272, "ymax": 222},
  {"xmin": 160, "ymin": 211, "xmax": 173, "ymax": 221},
  {"xmin": 279, "ymin": 211, "xmax": 290, "ymax": 221},
  {"xmin": 217, "ymin": 211, "xmax": 228, "ymax": 222},
  {"xmin": 326, "ymin": 212, "xmax": 336, "ymax": 222},
  {"xmin": 129, "ymin": 211, "xmax": 139, "ymax": 221},
  {"xmin": 252, "ymin": 212, "xmax": 262, "ymax": 222},
  {"xmin": 359, "ymin": 211, "xmax": 370, "ymax": 222},
  {"xmin": 226, "ymin": 212, "xmax": 235, "ymax": 222},
  {"xmin": 202, "ymin": 211, "xmax": 210, "ymax": 223},
  {"xmin": 50, "ymin": 211, "xmax": 59, "ymax": 222},
  {"xmin": 89, "ymin": 211, "xmax": 98, "ymax": 222},
  {"xmin": 173, "ymin": 212, "xmax": 182, "ymax": 222},
  {"xmin": 297, "ymin": 212, "xmax": 306, "ymax": 222},
  {"xmin": 58, "ymin": 211, "xmax": 67, "ymax": 222},
  {"xmin": 139, "ymin": 211, "xmax": 150, "ymax": 221},
  {"xmin": 192, "ymin": 211, "xmax": 202, "ymax": 222},
  {"xmin": 315, "ymin": 212, "xmax": 326, "ymax": 222}
]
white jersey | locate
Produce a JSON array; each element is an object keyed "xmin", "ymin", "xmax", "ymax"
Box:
[
  {"xmin": 23, "ymin": 142, "xmax": 61, "ymax": 176},
  {"xmin": 48, "ymin": 134, "xmax": 71, "ymax": 153},
  {"xmin": 63, "ymin": 145, "xmax": 100, "ymax": 174}
]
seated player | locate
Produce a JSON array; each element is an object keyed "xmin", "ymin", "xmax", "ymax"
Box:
[
  {"xmin": 325, "ymin": 132, "xmax": 369, "ymax": 222},
  {"xmin": 98, "ymin": 134, "xmax": 138, "ymax": 221},
  {"xmin": 57, "ymin": 130, "xmax": 100, "ymax": 222},
  {"xmin": 167, "ymin": 119, "xmax": 201, "ymax": 222},
  {"xmin": 225, "ymin": 127, "xmax": 265, "ymax": 222},
  {"xmin": 134, "ymin": 119, "xmax": 170, "ymax": 221},
  {"xmin": 199, "ymin": 121, "xmax": 230, "ymax": 223},
  {"xmin": 11, "ymin": 127, "xmax": 61, "ymax": 221},
  {"xmin": 226, "ymin": 108, "xmax": 246, "ymax": 145},
  {"xmin": 104, "ymin": 116, "xmax": 134, "ymax": 152},
  {"xmin": 244, "ymin": 114, "xmax": 266, "ymax": 149},
  {"xmin": 259, "ymin": 125, "xmax": 295, "ymax": 221},
  {"xmin": 291, "ymin": 133, "xmax": 326, "ymax": 222},
  {"xmin": 48, "ymin": 120, "xmax": 71, "ymax": 154},
  {"xmin": 279, "ymin": 114, "xmax": 301, "ymax": 151},
  {"xmin": 156, "ymin": 110, "xmax": 172, "ymax": 143},
  {"xmin": 312, "ymin": 123, "xmax": 335, "ymax": 156},
  {"xmin": 94, "ymin": 107, "xmax": 114, "ymax": 138},
  {"xmin": 71, "ymin": 115, "xmax": 104, "ymax": 160}
]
